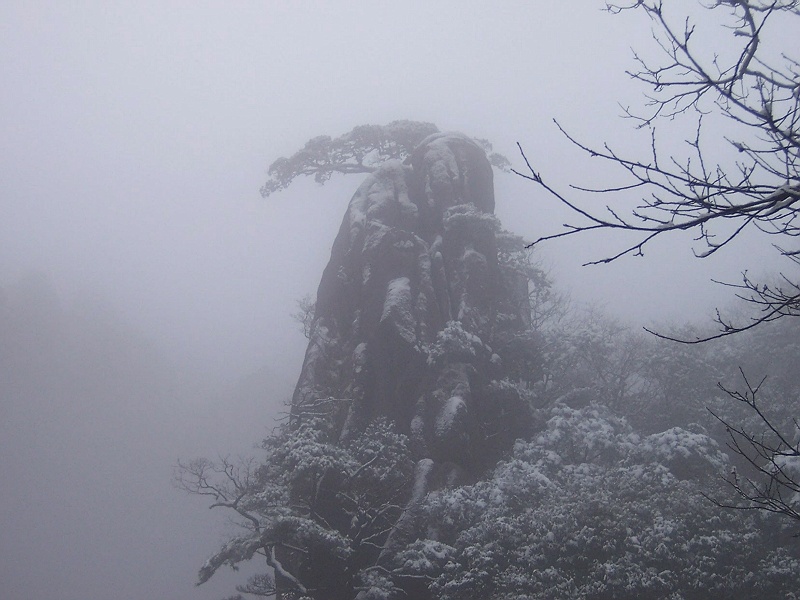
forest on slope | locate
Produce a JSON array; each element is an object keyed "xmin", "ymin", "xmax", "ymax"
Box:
[
  {"xmin": 179, "ymin": 127, "xmax": 800, "ymax": 599},
  {"xmin": 182, "ymin": 233, "xmax": 800, "ymax": 600},
  {"xmin": 181, "ymin": 1, "xmax": 800, "ymax": 593}
]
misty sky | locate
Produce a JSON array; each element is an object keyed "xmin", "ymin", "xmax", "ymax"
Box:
[{"xmin": 0, "ymin": 3, "xmax": 777, "ymax": 600}]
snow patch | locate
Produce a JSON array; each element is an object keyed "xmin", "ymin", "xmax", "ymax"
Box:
[
  {"xmin": 436, "ymin": 395, "xmax": 466, "ymax": 436},
  {"xmin": 411, "ymin": 413, "xmax": 424, "ymax": 438},
  {"xmin": 382, "ymin": 277, "xmax": 411, "ymax": 320},
  {"xmin": 411, "ymin": 458, "xmax": 434, "ymax": 502},
  {"xmin": 353, "ymin": 342, "xmax": 367, "ymax": 374},
  {"xmin": 398, "ymin": 189, "xmax": 418, "ymax": 220},
  {"xmin": 443, "ymin": 203, "xmax": 500, "ymax": 232},
  {"xmin": 381, "ymin": 277, "xmax": 416, "ymax": 344}
]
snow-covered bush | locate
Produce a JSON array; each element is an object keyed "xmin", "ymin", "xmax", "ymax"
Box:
[
  {"xmin": 396, "ymin": 404, "xmax": 800, "ymax": 599},
  {"xmin": 426, "ymin": 320, "xmax": 488, "ymax": 366},
  {"xmin": 442, "ymin": 204, "xmax": 501, "ymax": 237},
  {"xmin": 176, "ymin": 415, "xmax": 414, "ymax": 599}
]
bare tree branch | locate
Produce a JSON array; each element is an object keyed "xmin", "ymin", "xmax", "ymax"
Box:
[
  {"xmin": 518, "ymin": 0, "xmax": 800, "ymax": 342},
  {"xmin": 705, "ymin": 369, "xmax": 800, "ymax": 526}
]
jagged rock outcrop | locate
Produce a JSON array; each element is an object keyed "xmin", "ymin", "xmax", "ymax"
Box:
[{"xmin": 292, "ymin": 132, "xmax": 535, "ymax": 494}]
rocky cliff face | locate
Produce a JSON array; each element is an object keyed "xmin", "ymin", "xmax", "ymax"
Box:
[{"xmin": 292, "ymin": 132, "xmax": 536, "ymax": 495}]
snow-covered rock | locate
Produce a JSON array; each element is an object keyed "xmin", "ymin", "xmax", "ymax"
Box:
[{"xmin": 291, "ymin": 132, "xmax": 533, "ymax": 484}]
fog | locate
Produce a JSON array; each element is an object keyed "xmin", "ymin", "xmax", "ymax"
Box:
[{"xmin": 0, "ymin": 3, "xmax": 775, "ymax": 599}]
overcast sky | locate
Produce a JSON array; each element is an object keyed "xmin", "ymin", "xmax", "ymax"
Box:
[{"xmin": 0, "ymin": 3, "xmax": 777, "ymax": 600}]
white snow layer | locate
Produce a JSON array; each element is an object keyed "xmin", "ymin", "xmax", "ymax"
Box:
[
  {"xmin": 411, "ymin": 458, "xmax": 435, "ymax": 502},
  {"xmin": 436, "ymin": 395, "xmax": 466, "ymax": 436},
  {"xmin": 353, "ymin": 342, "xmax": 367, "ymax": 373},
  {"xmin": 381, "ymin": 277, "xmax": 416, "ymax": 343}
]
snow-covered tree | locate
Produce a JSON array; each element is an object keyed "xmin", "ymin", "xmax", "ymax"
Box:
[
  {"xmin": 175, "ymin": 413, "xmax": 414, "ymax": 600},
  {"xmin": 394, "ymin": 404, "xmax": 800, "ymax": 599}
]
